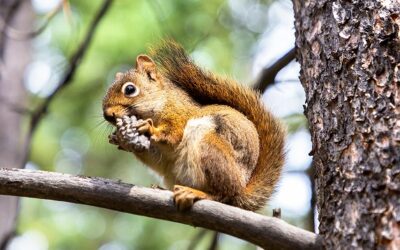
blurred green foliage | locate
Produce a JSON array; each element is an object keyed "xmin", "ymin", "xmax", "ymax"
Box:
[{"xmin": 15, "ymin": 0, "xmax": 309, "ymax": 249}]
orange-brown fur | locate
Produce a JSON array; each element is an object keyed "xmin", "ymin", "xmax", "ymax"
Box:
[{"xmin": 103, "ymin": 41, "xmax": 285, "ymax": 211}]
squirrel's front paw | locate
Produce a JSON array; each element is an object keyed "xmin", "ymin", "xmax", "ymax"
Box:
[
  {"xmin": 108, "ymin": 132, "xmax": 131, "ymax": 152},
  {"xmin": 108, "ymin": 132, "xmax": 119, "ymax": 145},
  {"xmin": 133, "ymin": 118, "xmax": 153, "ymax": 135},
  {"xmin": 133, "ymin": 118, "xmax": 167, "ymax": 143}
]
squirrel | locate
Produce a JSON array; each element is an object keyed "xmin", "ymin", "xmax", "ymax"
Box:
[{"xmin": 102, "ymin": 41, "xmax": 285, "ymax": 211}]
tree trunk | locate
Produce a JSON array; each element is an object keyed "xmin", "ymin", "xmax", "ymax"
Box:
[
  {"xmin": 293, "ymin": 0, "xmax": 400, "ymax": 249},
  {"xmin": 0, "ymin": 0, "xmax": 32, "ymax": 248}
]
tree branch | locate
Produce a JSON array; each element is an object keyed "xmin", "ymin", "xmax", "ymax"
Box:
[
  {"xmin": 0, "ymin": 168, "xmax": 322, "ymax": 250},
  {"xmin": 253, "ymin": 47, "xmax": 296, "ymax": 93}
]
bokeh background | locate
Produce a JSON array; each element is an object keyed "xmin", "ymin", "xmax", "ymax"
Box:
[{"xmin": 8, "ymin": 0, "xmax": 315, "ymax": 249}]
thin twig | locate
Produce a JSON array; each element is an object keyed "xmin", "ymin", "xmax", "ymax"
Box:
[
  {"xmin": 0, "ymin": 97, "xmax": 31, "ymax": 114},
  {"xmin": 208, "ymin": 232, "xmax": 219, "ymax": 250},
  {"xmin": 273, "ymin": 208, "xmax": 282, "ymax": 219},
  {"xmin": 286, "ymin": 167, "xmax": 316, "ymax": 231},
  {"xmin": 187, "ymin": 229, "xmax": 208, "ymax": 250},
  {"xmin": 0, "ymin": 168, "xmax": 322, "ymax": 250},
  {"xmin": 20, "ymin": 0, "xmax": 113, "ymax": 167},
  {"xmin": 0, "ymin": 0, "xmax": 22, "ymax": 68},
  {"xmin": 253, "ymin": 47, "xmax": 296, "ymax": 93},
  {"xmin": 0, "ymin": 230, "xmax": 16, "ymax": 250}
]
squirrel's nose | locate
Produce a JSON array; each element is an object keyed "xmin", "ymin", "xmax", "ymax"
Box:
[{"xmin": 103, "ymin": 108, "xmax": 116, "ymax": 124}]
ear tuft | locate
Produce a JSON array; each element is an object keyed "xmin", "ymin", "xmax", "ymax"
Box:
[
  {"xmin": 115, "ymin": 72, "xmax": 124, "ymax": 80},
  {"xmin": 135, "ymin": 55, "xmax": 157, "ymax": 80}
]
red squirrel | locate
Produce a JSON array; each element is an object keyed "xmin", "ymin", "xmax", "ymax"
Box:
[{"xmin": 103, "ymin": 41, "xmax": 285, "ymax": 211}]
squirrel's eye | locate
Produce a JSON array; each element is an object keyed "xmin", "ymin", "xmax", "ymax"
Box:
[{"xmin": 121, "ymin": 82, "xmax": 139, "ymax": 97}]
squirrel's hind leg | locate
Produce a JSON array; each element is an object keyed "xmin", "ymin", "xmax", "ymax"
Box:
[
  {"xmin": 173, "ymin": 185, "xmax": 212, "ymax": 211},
  {"xmin": 173, "ymin": 130, "xmax": 246, "ymax": 211}
]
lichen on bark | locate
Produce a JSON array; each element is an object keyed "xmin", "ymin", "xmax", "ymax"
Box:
[{"xmin": 293, "ymin": 0, "xmax": 400, "ymax": 248}]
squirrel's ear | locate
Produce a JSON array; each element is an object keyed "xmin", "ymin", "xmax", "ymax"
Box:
[{"xmin": 136, "ymin": 54, "xmax": 157, "ymax": 80}]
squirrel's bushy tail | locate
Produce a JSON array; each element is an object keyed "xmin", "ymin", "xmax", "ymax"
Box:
[{"xmin": 151, "ymin": 41, "xmax": 285, "ymax": 211}]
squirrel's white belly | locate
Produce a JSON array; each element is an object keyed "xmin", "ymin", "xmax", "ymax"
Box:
[{"xmin": 171, "ymin": 116, "xmax": 216, "ymax": 189}]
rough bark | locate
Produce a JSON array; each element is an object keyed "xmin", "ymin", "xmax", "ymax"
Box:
[
  {"xmin": 0, "ymin": 168, "xmax": 323, "ymax": 250},
  {"xmin": 0, "ymin": 0, "xmax": 32, "ymax": 247},
  {"xmin": 293, "ymin": 0, "xmax": 400, "ymax": 249}
]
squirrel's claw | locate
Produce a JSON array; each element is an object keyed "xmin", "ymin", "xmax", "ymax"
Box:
[
  {"xmin": 173, "ymin": 185, "xmax": 209, "ymax": 211},
  {"xmin": 133, "ymin": 118, "xmax": 153, "ymax": 135}
]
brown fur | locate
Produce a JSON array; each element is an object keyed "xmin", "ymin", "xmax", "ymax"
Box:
[{"xmin": 103, "ymin": 41, "xmax": 285, "ymax": 211}]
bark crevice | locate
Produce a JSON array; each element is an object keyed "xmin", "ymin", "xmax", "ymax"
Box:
[{"xmin": 293, "ymin": 0, "xmax": 400, "ymax": 248}]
